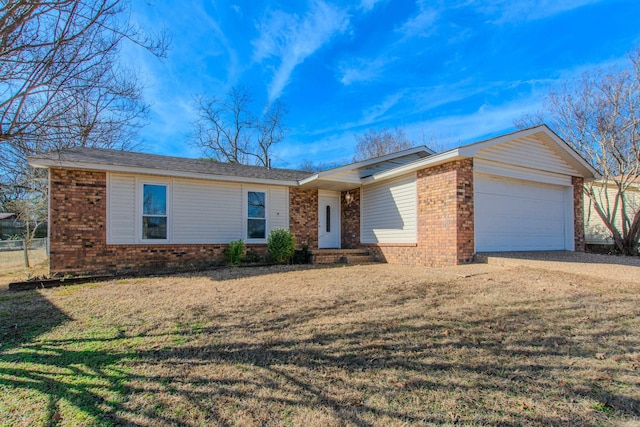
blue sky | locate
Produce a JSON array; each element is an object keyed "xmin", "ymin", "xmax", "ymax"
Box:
[{"xmin": 125, "ymin": 0, "xmax": 640, "ymax": 169}]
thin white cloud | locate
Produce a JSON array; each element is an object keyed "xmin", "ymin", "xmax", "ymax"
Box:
[
  {"xmin": 192, "ymin": 2, "xmax": 241, "ymax": 87},
  {"xmin": 403, "ymin": 96, "xmax": 544, "ymax": 151},
  {"xmin": 361, "ymin": 91, "xmax": 404, "ymax": 123},
  {"xmin": 338, "ymin": 53, "xmax": 395, "ymax": 85},
  {"xmin": 476, "ymin": 0, "xmax": 604, "ymax": 23},
  {"xmin": 252, "ymin": 1, "xmax": 349, "ymax": 103},
  {"xmin": 396, "ymin": 7, "xmax": 439, "ymax": 38},
  {"xmin": 339, "ymin": 2, "xmax": 439, "ymax": 86},
  {"xmin": 358, "ymin": 0, "xmax": 384, "ymax": 12}
]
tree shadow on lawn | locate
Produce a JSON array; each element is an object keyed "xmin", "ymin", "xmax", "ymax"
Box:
[{"xmin": 1, "ymin": 286, "xmax": 639, "ymax": 426}]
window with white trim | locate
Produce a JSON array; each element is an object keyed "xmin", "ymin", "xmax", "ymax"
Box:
[
  {"xmin": 247, "ymin": 191, "xmax": 266, "ymax": 239},
  {"xmin": 142, "ymin": 184, "xmax": 168, "ymax": 240}
]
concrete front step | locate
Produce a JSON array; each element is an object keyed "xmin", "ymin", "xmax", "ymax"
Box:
[{"xmin": 310, "ymin": 248, "xmax": 377, "ymax": 264}]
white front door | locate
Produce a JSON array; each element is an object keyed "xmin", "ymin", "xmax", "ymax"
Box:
[{"xmin": 318, "ymin": 193, "xmax": 340, "ymax": 248}]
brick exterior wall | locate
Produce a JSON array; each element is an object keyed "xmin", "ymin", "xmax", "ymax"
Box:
[
  {"xmin": 340, "ymin": 188, "xmax": 360, "ymax": 249},
  {"xmin": 572, "ymin": 176, "xmax": 586, "ymax": 252},
  {"xmin": 289, "ymin": 188, "xmax": 318, "ymax": 249},
  {"xmin": 48, "ymin": 168, "xmax": 267, "ymax": 276},
  {"xmin": 368, "ymin": 159, "xmax": 475, "ymax": 267},
  {"xmin": 50, "ymin": 159, "xmax": 581, "ymax": 274}
]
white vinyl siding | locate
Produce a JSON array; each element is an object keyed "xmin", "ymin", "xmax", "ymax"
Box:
[
  {"xmin": 172, "ymin": 179, "xmax": 242, "ymax": 243},
  {"xmin": 361, "ymin": 173, "xmax": 417, "ymax": 244},
  {"xmin": 474, "ymin": 159, "xmax": 571, "ymax": 186},
  {"xmin": 584, "ymin": 184, "xmax": 640, "ymax": 245},
  {"xmin": 107, "ymin": 173, "xmax": 289, "ymax": 244},
  {"xmin": 269, "ymin": 187, "xmax": 289, "ymax": 230},
  {"xmin": 475, "ymin": 136, "xmax": 576, "ymax": 176},
  {"xmin": 107, "ymin": 174, "xmax": 136, "ymax": 244}
]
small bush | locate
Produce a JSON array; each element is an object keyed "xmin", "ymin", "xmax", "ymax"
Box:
[
  {"xmin": 223, "ymin": 239, "xmax": 245, "ymax": 266},
  {"xmin": 267, "ymin": 228, "xmax": 295, "ymax": 264},
  {"xmin": 293, "ymin": 244, "xmax": 312, "ymax": 264}
]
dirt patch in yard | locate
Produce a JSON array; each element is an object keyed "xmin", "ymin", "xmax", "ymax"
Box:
[{"xmin": 0, "ymin": 258, "xmax": 639, "ymax": 426}]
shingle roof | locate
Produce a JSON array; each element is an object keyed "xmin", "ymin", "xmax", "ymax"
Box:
[{"xmin": 30, "ymin": 147, "xmax": 312, "ymax": 182}]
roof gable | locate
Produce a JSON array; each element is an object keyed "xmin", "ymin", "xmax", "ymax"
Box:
[
  {"xmin": 473, "ymin": 134, "xmax": 577, "ymax": 176},
  {"xmin": 362, "ymin": 126, "xmax": 598, "ymax": 185},
  {"xmin": 458, "ymin": 125, "xmax": 597, "ymax": 178}
]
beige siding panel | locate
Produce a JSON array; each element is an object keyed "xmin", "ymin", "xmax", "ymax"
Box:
[
  {"xmin": 474, "ymin": 159, "xmax": 572, "ymax": 186},
  {"xmin": 269, "ymin": 187, "xmax": 289, "ymax": 230},
  {"xmin": 361, "ymin": 172, "xmax": 417, "ymax": 243},
  {"xmin": 476, "ymin": 136, "xmax": 576, "ymax": 176},
  {"xmin": 584, "ymin": 184, "xmax": 640, "ymax": 244},
  {"xmin": 172, "ymin": 179, "xmax": 243, "ymax": 243},
  {"xmin": 107, "ymin": 174, "xmax": 136, "ymax": 244}
]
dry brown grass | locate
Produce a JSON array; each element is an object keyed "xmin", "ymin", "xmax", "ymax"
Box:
[
  {"xmin": 1, "ymin": 259, "xmax": 639, "ymax": 426},
  {"xmin": 0, "ymin": 248, "xmax": 48, "ymax": 288}
]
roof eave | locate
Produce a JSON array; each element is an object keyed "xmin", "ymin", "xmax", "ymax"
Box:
[
  {"xmin": 362, "ymin": 149, "xmax": 463, "ymax": 184},
  {"xmin": 29, "ymin": 158, "xmax": 300, "ymax": 187},
  {"xmin": 314, "ymin": 145, "xmax": 434, "ymax": 177}
]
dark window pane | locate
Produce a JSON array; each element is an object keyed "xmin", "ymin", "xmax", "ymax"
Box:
[
  {"xmin": 326, "ymin": 205, "xmax": 331, "ymax": 232},
  {"xmin": 143, "ymin": 185, "xmax": 167, "ymax": 215},
  {"xmin": 248, "ymin": 191, "xmax": 265, "ymax": 218},
  {"xmin": 247, "ymin": 218, "xmax": 266, "ymax": 239},
  {"xmin": 143, "ymin": 216, "xmax": 167, "ymax": 239}
]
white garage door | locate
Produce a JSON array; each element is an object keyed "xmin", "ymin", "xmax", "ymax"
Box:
[{"xmin": 475, "ymin": 174, "xmax": 573, "ymax": 252}]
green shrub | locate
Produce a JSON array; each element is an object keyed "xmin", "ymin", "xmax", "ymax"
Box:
[
  {"xmin": 223, "ymin": 239, "xmax": 245, "ymax": 266},
  {"xmin": 267, "ymin": 228, "xmax": 295, "ymax": 264}
]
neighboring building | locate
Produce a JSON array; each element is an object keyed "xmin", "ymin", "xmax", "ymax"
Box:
[
  {"xmin": 29, "ymin": 125, "xmax": 597, "ymax": 276},
  {"xmin": 0, "ymin": 213, "xmax": 17, "ymax": 240},
  {"xmin": 584, "ymin": 179, "xmax": 640, "ymax": 247}
]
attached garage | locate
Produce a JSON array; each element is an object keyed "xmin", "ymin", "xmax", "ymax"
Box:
[{"xmin": 474, "ymin": 173, "xmax": 574, "ymax": 252}]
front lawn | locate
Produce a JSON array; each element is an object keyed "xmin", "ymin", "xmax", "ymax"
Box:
[{"xmin": 0, "ymin": 262, "xmax": 639, "ymax": 426}]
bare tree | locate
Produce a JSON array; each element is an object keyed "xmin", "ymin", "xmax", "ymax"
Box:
[
  {"xmin": 192, "ymin": 86, "xmax": 287, "ymax": 167},
  {"xmin": 353, "ymin": 127, "xmax": 414, "ymax": 161},
  {"xmin": 295, "ymin": 159, "xmax": 348, "ymax": 172},
  {"xmin": 0, "ymin": 1, "xmax": 169, "ymax": 209},
  {"xmin": 255, "ymin": 100, "xmax": 286, "ymax": 168},
  {"xmin": 516, "ymin": 48, "xmax": 640, "ymax": 254},
  {"xmin": 6, "ymin": 168, "xmax": 47, "ymax": 276}
]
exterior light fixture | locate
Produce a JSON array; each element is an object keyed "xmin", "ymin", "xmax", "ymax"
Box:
[{"xmin": 344, "ymin": 192, "xmax": 354, "ymax": 205}]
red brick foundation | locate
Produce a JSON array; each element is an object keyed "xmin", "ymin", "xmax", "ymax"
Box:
[
  {"xmin": 367, "ymin": 160, "xmax": 475, "ymax": 267},
  {"xmin": 48, "ymin": 168, "xmax": 267, "ymax": 276}
]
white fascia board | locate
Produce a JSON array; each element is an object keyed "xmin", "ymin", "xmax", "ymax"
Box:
[
  {"xmin": 29, "ymin": 159, "xmax": 299, "ymax": 187},
  {"xmin": 362, "ymin": 149, "xmax": 462, "ymax": 184},
  {"xmin": 298, "ymin": 173, "xmax": 319, "ymax": 186}
]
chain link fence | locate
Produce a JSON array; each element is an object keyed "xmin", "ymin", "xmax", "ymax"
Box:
[
  {"xmin": 0, "ymin": 238, "xmax": 47, "ymax": 252},
  {"xmin": 0, "ymin": 238, "xmax": 48, "ymax": 283}
]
